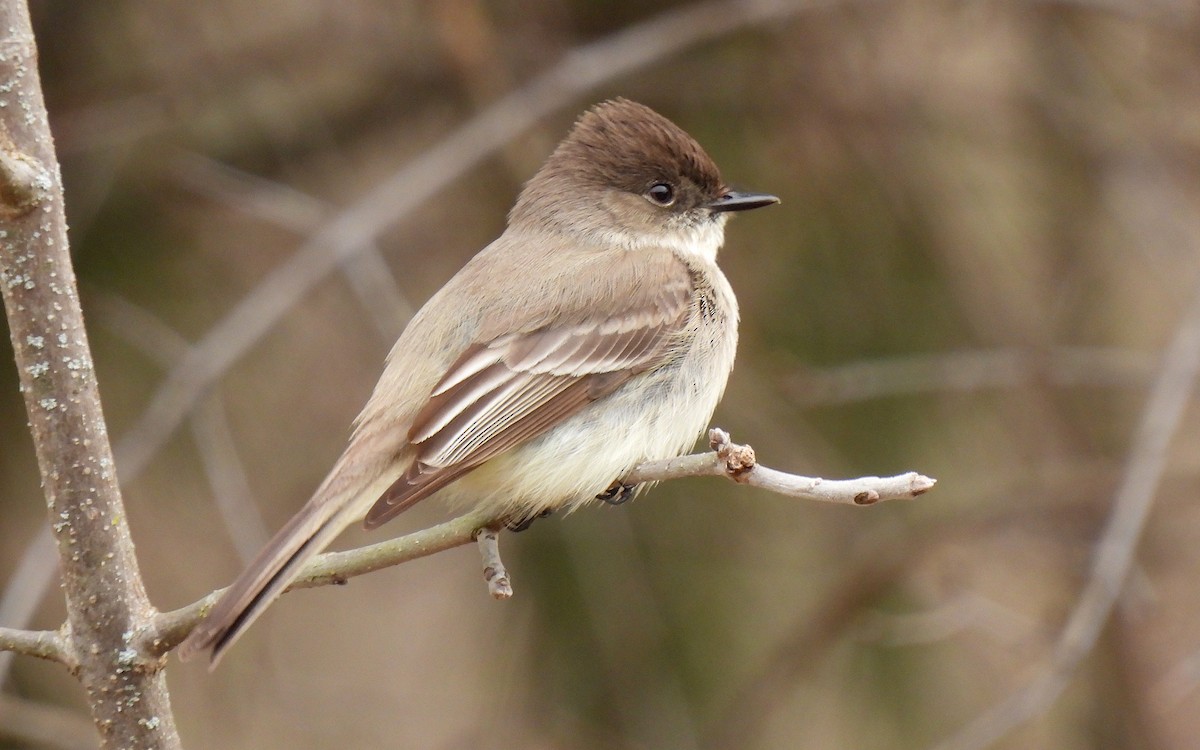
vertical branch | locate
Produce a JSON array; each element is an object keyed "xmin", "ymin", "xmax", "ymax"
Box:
[
  {"xmin": 0, "ymin": 2, "xmax": 181, "ymax": 748},
  {"xmin": 932, "ymin": 280, "xmax": 1200, "ymax": 750}
]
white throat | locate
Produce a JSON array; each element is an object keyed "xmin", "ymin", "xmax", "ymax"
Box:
[{"xmin": 595, "ymin": 217, "xmax": 728, "ymax": 265}]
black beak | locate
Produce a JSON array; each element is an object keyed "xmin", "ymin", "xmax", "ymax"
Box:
[{"xmin": 708, "ymin": 190, "xmax": 780, "ymax": 213}]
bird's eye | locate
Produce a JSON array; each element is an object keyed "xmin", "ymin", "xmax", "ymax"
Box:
[{"xmin": 646, "ymin": 183, "xmax": 675, "ymax": 206}]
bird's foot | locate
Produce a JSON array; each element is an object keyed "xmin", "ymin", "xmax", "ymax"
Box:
[
  {"xmin": 505, "ymin": 508, "xmax": 554, "ymax": 532},
  {"xmin": 596, "ymin": 481, "xmax": 636, "ymax": 505}
]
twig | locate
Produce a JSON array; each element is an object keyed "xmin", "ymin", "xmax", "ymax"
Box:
[
  {"xmin": 475, "ymin": 527, "xmax": 513, "ymax": 599},
  {"xmin": 0, "ymin": 526, "xmax": 57, "ymax": 685},
  {"xmin": 142, "ymin": 433, "xmax": 930, "ymax": 655},
  {"xmin": 784, "ymin": 346, "xmax": 1156, "ymax": 407},
  {"xmin": 110, "ymin": 0, "xmax": 832, "ymax": 488},
  {"xmin": 854, "ymin": 592, "xmax": 1042, "ymax": 648},
  {"xmin": 703, "ymin": 531, "xmax": 916, "ymax": 750},
  {"xmin": 931, "ymin": 280, "xmax": 1200, "ymax": 750},
  {"xmin": 0, "ymin": 626, "xmax": 69, "ymax": 666},
  {"xmin": 624, "ymin": 429, "xmax": 935, "ymax": 506},
  {"xmin": 1151, "ymin": 646, "xmax": 1200, "ymax": 710},
  {"xmin": 170, "ymin": 152, "xmax": 413, "ymax": 338},
  {"xmin": 87, "ymin": 291, "xmax": 270, "ymax": 562},
  {"xmin": 146, "ymin": 510, "xmax": 492, "ymax": 656}
]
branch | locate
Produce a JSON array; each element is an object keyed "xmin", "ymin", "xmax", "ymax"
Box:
[
  {"xmin": 169, "ymin": 151, "xmax": 414, "ymax": 339},
  {"xmin": 87, "ymin": 290, "xmax": 270, "ymax": 563},
  {"xmin": 147, "ymin": 510, "xmax": 491, "ymax": 655},
  {"xmin": 0, "ymin": 2, "xmax": 181, "ymax": 746},
  {"xmin": 702, "ymin": 532, "xmax": 916, "ymax": 750},
  {"xmin": 476, "ymin": 527, "xmax": 514, "ymax": 599},
  {"xmin": 149, "ymin": 432, "xmax": 933, "ymax": 655},
  {"xmin": 931, "ymin": 279, "xmax": 1200, "ymax": 750},
  {"xmin": 784, "ymin": 346, "xmax": 1156, "ymax": 407},
  {"xmin": 625, "ymin": 429, "xmax": 935, "ymax": 506},
  {"xmin": 0, "ymin": 526, "xmax": 57, "ymax": 685},
  {"xmin": 0, "ymin": 626, "xmax": 70, "ymax": 666}
]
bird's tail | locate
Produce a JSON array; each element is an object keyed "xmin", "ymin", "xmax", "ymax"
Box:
[{"xmin": 178, "ymin": 461, "xmax": 395, "ymax": 669}]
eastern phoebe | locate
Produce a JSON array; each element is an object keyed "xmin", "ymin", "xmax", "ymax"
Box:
[{"xmin": 180, "ymin": 98, "xmax": 778, "ymax": 666}]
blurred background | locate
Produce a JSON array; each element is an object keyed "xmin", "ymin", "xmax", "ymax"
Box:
[{"xmin": 3, "ymin": 0, "xmax": 1200, "ymax": 748}]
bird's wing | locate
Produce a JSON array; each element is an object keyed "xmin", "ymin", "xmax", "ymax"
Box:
[{"xmin": 362, "ymin": 264, "xmax": 693, "ymax": 528}]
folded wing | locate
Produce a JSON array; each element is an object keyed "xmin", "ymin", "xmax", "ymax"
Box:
[{"xmin": 363, "ymin": 276, "xmax": 692, "ymax": 528}]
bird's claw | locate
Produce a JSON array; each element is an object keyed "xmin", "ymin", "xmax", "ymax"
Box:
[
  {"xmin": 505, "ymin": 508, "xmax": 554, "ymax": 532},
  {"xmin": 596, "ymin": 481, "xmax": 636, "ymax": 505}
]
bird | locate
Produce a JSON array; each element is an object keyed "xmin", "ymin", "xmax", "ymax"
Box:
[{"xmin": 179, "ymin": 98, "xmax": 778, "ymax": 667}]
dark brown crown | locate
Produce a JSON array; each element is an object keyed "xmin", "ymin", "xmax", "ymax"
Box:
[{"xmin": 511, "ymin": 99, "xmax": 725, "ymax": 225}]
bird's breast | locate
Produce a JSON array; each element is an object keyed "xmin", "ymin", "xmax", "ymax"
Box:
[{"xmin": 438, "ymin": 264, "xmax": 738, "ymax": 521}]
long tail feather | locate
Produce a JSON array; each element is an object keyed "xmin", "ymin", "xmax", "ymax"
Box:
[{"xmin": 178, "ymin": 463, "xmax": 396, "ymax": 669}]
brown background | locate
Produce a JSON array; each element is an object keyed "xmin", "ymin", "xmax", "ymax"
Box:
[{"xmin": 3, "ymin": 1, "xmax": 1200, "ymax": 748}]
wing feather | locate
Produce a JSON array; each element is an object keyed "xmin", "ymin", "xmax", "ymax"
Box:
[
  {"xmin": 429, "ymin": 347, "xmax": 502, "ymax": 397},
  {"xmin": 409, "ymin": 357, "xmax": 507, "ymax": 443},
  {"xmin": 362, "ymin": 255, "xmax": 695, "ymax": 529}
]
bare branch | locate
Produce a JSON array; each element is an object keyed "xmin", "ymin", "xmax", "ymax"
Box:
[
  {"xmin": 147, "ymin": 510, "xmax": 491, "ymax": 656},
  {"xmin": 931, "ymin": 280, "xmax": 1200, "ymax": 750},
  {"xmin": 854, "ymin": 593, "xmax": 1043, "ymax": 648},
  {"xmin": 624, "ymin": 429, "xmax": 935, "ymax": 506},
  {"xmin": 87, "ymin": 291, "xmax": 270, "ymax": 562},
  {"xmin": 0, "ymin": 527, "xmax": 57, "ymax": 685},
  {"xmin": 0, "ymin": 2, "xmax": 181, "ymax": 745},
  {"xmin": 148, "ymin": 433, "xmax": 932, "ymax": 655},
  {"xmin": 0, "ymin": 626, "xmax": 70, "ymax": 665},
  {"xmin": 784, "ymin": 346, "xmax": 1156, "ymax": 407},
  {"xmin": 170, "ymin": 152, "xmax": 414, "ymax": 338},
  {"xmin": 476, "ymin": 527, "xmax": 514, "ymax": 600}
]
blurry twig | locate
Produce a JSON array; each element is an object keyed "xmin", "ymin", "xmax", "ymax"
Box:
[
  {"xmin": 855, "ymin": 592, "xmax": 1043, "ymax": 648},
  {"xmin": 170, "ymin": 152, "xmax": 413, "ymax": 339},
  {"xmin": 111, "ymin": 0, "xmax": 832, "ymax": 487},
  {"xmin": 785, "ymin": 346, "xmax": 1155, "ymax": 407},
  {"xmin": 931, "ymin": 280, "xmax": 1200, "ymax": 750},
  {"xmin": 700, "ymin": 488, "xmax": 1182, "ymax": 750},
  {"xmin": 562, "ymin": 512, "xmax": 704, "ymax": 750},
  {"xmin": 0, "ymin": 528, "xmax": 57, "ymax": 686},
  {"xmin": 1036, "ymin": 0, "xmax": 1196, "ymax": 25},
  {"xmin": 0, "ymin": 290, "xmax": 271, "ymax": 687},
  {"xmin": 427, "ymin": 0, "xmax": 550, "ymax": 175},
  {"xmin": 87, "ymin": 292, "xmax": 270, "ymax": 563},
  {"xmin": 1152, "ymin": 646, "xmax": 1200, "ymax": 710},
  {"xmin": 703, "ymin": 532, "xmax": 915, "ymax": 750}
]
